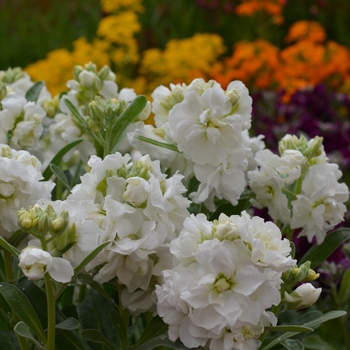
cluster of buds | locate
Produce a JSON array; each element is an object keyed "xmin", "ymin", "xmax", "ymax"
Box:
[
  {"xmin": 0, "ymin": 67, "xmax": 26, "ymax": 85},
  {"xmin": 282, "ymin": 261, "xmax": 321, "ymax": 310},
  {"xmin": 70, "ymin": 63, "xmax": 116, "ymax": 106},
  {"xmin": 17, "ymin": 204, "xmax": 74, "ymax": 282},
  {"xmin": 17, "ymin": 204, "xmax": 69, "ymax": 239}
]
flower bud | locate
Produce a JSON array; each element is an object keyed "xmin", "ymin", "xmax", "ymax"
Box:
[
  {"xmin": 136, "ymin": 101, "xmax": 151, "ymax": 121},
  {"xmin": 51, "ymin": 210, "xmax": 69, "ymax": 236},
  {"xmin": 17, "ymin": 206, "xmax": 41, "ymax": 232},
  {"xmin": 304, "ymin": 136, "xmax": 323, "ymax": 161},
  {"xmin": 0, "ymin": 83, "xmax": 7, "ymax": 100},
  {"xmin": 1, "ymin": 145, "xmax": 12, "ymax": 158},
  {"xmin": 79, "ymin": 70, "xmax": 98, "ymax": 88},
  {"xmin": 41, "ymin": 95, "xmax": 59, "ymax": 118},
  {"xmin": 18, "ymin": 247, "xmax": 53, "ymax": 281},
  {"xmin": 284, "ymin": 283, "xmax": 321, "ymax": 310},
  {"xmin": 123, "ymin": 177, "xmax": 150, "ymax": 207},
  {"xmin": 98, "ymin": 65, "xmax": 111, "ymax": 81},
  {"xmin": 278, "ymin": 134, "xmax": 308, "ymax": 156},
  {"xmin": 226, "ymin": 88, "xmax": 240, "ymax": 106},
  {"xmin": 73, "ymin": 65, "xmax": 84, "ymax": 81},
  {"xmin": 214, "ymin": 215, "xmax": 239, "ymax": 241},
  {"xmin": 38, "ymin": 213, "xmax": 51, "ymax": 236},
  {"xmin": 87, "ymin": 100, "xmax": 104, "ymax": 124}
]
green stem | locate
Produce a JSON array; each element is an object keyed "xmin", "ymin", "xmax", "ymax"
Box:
[
  {"xmin": 3, "ymin": 250, "xmax": 14, "ymax": 282},
  {"xmin": 77, "ymin": 284, "xmax": 87, "ymax": 303},
  {"xmin": 295, "ymin": 177, "xmax": 303, "ymax": 196},
  {"xmin": 56, "ymin": 178, "xmax": 62, "ymax": 201},
  {"xmin": 286, "ymin": 227, "xmax": 295, "ymax": 242},
  {"xmin": 281, "ymin": 188, "xmax": 297, "ymax": 200},
  {"xmin": 117, "ymin": 284, "xmax": 129, "ymax": 348},
  {"xmin": 44, "ymin": 273, "xmax": 56, "ymax": 350}
]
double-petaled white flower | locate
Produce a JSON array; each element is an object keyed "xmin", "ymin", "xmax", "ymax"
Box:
[
  {"xmin": 0, "ymin": 145, "xmax": 54, "ymax": 236},
  {"xmin": 19, "ymin": 246, "xmax": 74, "ymax": 283}
]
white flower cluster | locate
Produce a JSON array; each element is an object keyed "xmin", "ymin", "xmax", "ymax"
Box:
[
  {"xmin": 68, "ymin": 152, "xmax": 190, "ymax": 314},
  {"xmin": 129, "ymin": 79, "xmax": 265, "ymax": 210},
  {"xmin": 0, "ymin": 145, "xmax": 54, "ymax": 237},
  {"xmin": 156, "ymin": 211, "xmax": 296, "ymax": 350},
  {"xmin": 0, "ymin": 68, "xmax": 52, "ymax": 155},
  {"xmin": 248, "ymin": 134, "xmax": 349, "ymax": 244}
]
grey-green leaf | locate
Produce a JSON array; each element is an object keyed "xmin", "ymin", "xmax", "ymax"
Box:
[
  {"xmin": 56, "ymin": 317, "xmax": 80, "ymax": 330},
  {"xmin": 109, "ymin": 95, "xmax": 147, "ymax": 152},
  {"xmin": 302, "ymin": 335, "xmax": 334, "ymax": 350},
  {"xmin": 42, "ymin": 139, "xmax": 83, "ymax": 181},
  {"xmin": 281, "ymin": 339, "xmax": 304, "ymax": 350},
  {"xmin": 110, "ymin": 309, "xmax": 128, "ymax": 347},
  {"xmin": 299, "ymin": 228, "xmax": 350, "ymax": 269},
  {"xmin": 262, "ymin": 311, "xmax": 347, "ymax": 350},
  {"xmin": 339, "ymin": 268, "xmax": 350, "ymax": 306},
  {"xmin": 135, "ymin": 315, "xmax": 168, "ymax": 346},
  {"xmin": 25, "ymin": 81, "xmax": 44, "ymax": 103},
  {"xmin": 0, "ymin": 237, "xmax": 20, "ymax": 258},
  {"xmin": 0, "ymin": 283, "xmax": 46, "ymax": 343},
  {"xmin": 137, "ymin": 136, "xmax": 181, "ymax": 154},
  {"xmin": 135, "ymin": 334, "xmax": 198, "ymax": 350},
  {"xmin": 264, "ymin": 325, "xmax": 313, "ymax": 333},
  {"xmin": 50, "ymin": 164, "xmax": 71, "ymax": 190},
  {"xmin": 14, "ymin": 322, "xmax": 45, "ymax": 350}
]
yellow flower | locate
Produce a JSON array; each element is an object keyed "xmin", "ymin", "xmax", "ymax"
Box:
[{"xmin": 101, "ymin": 0, "xmax": 144, "ymax": 13}]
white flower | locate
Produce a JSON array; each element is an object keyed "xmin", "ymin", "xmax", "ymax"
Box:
[
  {"xmin": 248, "ymin": 149, "xmax": 291, "ymax": 224},
  {"xmin": 19, "ymin": 246, "xmax": 74, "ymax": 283},
  {"xmin": 0, "ymin": 145, "xmax": 54, "ymax": 236},
  {"xmin": 291, "ymin": 163, "xmax": 349, "ymax": 244},
  {"xmin": 168, "ymin": 87, "xmax": 243, "ymax": 166},
  {"xmin": 242, "ymin": 130, "xmax": 265, "ymax": 175},
  {"xmin": 284, "ymin": 283, "xmax": 322, "ymax": 310},
  {"xmin": 0, "ymin": 93, "xmax": 46, "ymax": 150},
  {"xmin": 151, "ymin": 83, "xmax": 187, "ymax": 127},
  {"xmin": 225, "ymin": 80, "xmax": 253, "ymax": 130},
  {"xmin": 278, "ymin": 149, "xmax": 307, "ymax": 184},
  {"xmin": 123, "ymin": 177, "xmax": 150, "ymax": 207}
]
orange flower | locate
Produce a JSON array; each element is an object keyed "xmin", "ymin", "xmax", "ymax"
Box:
[
  {"xmin": 284, "ymin": 20, "xmax": 326, "ymax": 44},
  {"xmin": 235, "ymin": 0, "xmax": 285, "ymax": 16}
]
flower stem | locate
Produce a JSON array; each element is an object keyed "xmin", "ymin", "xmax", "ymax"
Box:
[
  {"xmin": 117, "ymin": 284, "xmax": 129, "ymax": 349},
  {"xmin": 44, "ymin": 273, "xmax": 56, "ymax": 350}
]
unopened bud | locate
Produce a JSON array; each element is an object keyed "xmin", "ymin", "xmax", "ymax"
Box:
[
  {"xmin": 51, "ymin": 211, "xmax": 69, "ymax": 236},
  {"xmin": 0, "ymin": 83, "xmax": 7, "ymax": 100},
  {"xmin": 73, "ymin": 65, "xmax": 84, "ymax": 81},
  {"xmin": 284, "ymin": 283, "xmax": 321, "ymax": 310},
  {"xmin": 304, "ymin": 136, "xmax": 323, "ymax": 161},
  {"xmin": 17, "ymin": 206, "xmax": 41, "ymax": 232},
  {"xmin": 1, "ymin": 145, "xmax": 12, "ymax": 158},
  {"xmin": 226, "ymin": 89, "xmax": 240, "ymax": 106},
  {"xmin": 41, "ymin": 95, "xmax": 59, "ymax": 118},
  {"xmin": 38, "ymin": 213, "xmax": 51, "ymax": 236},
  {"xmin": 136, "ymin": 101, "xmax": 151, "ymax": 121},
  {"xmin": 98, "ymin": 65, "xmax": 111, "ymax": 81}
]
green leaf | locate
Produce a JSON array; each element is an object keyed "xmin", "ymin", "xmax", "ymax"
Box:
[
  {"xmin": 137, "ymin": 136, "xmax": 181, "ymax": 153},
  {"xmin": 14, "ymin": 322, "xmax": 45, "ymax": 350},
  {"xmin": 73, "ymin": 241, "xmax": 110, "ymax": 278},
  {"xmin": 135, "ymin": 315, "xmax": 168, "ymax": 346},
  {"xmin": 50, "ymin": 164, "xmax": 71, "ymax": 190},
  {"xmin": 299, "ymin": 228, "xmax": 350, "ymax": 269},
  {"xmin": 0, "ymin": 329, "xmax": 20, "ymax": 350},
  {"xmin": 109, "ymin": 95, "xmax": 147, "ymax": 152},
  {"xmin": 281, "ymin": 339, "xmax": 304, "ymax": 350},
  {"xmin": 25, "ymin": 81, "xmax": 44, "ymax": 103},
  {"xmin": 110, "ymin": 309, "xmax": 128, "ymax": 347},
  {"xmin": 16, "ymin": 277, "xmax": 92, "ymax": 350},
  {"xmin": 81, "ymin": 329, "xmax": 105, "ymax": 343},
  {"xmin": 135, "ymin": 334, "xmax": 195, "ymax": 350},
  {"xmin": 264, "ymin": 325, "xmax": 313, "ymax": 333},
  {"xmin": 0, "ymin": 237, "xmax": 20, "ymax": 257},
  {"xmin": 7, "ymin": 230, "xmax": 28, "ymax": 248},
  {"xmin": 56, "ymin": 317, "xmax": 80, "ymax": 330},
  {"xmin": 77, "ymin": 290, "xmax": 119, "ymax": 350},
  {"xmin": 42, "ymin": 139, "xmax": 83, "ymax": 181},
  {"xmin": 290, "ymin": 241, "xmax": 296, "ymax": 259},
  {"xmin": 262, "ymin": 311, "xmax": 347, "ymax": 350},
  {"xmin": 0, "ymin": 283, "xmax": 46, "ymax": 343},
  {"xmin": 64, "ymin": 99, "xmax": 102, "ymax": 144},
  {"xmin": 302, "ymin": 335, "xmax": 334, "ymax": 350},
  {"xmin": 339, "ymin": 268, "xmax": 350, "ymax": 306}
]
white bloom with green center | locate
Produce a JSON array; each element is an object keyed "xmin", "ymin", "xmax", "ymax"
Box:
[
  {"xmin": 169, "ymin": 87, "xmax": 243, "ymax": 166},
  {"xmin": 291, "ymin": 163, "xmax": 349, "ymax": 244},
  {"xmin": 19, "ymin": 246, "xmax": 74, "ymax": 283},
  {"xmin": 233, "ymin": 211, "xmax": 296, "ymax": 272},
  {"xmin": 151, "ymin": 83, "xmax": 187, "ymax": 127},
  {"xmin": 0, "ymin": 92, "xmax": 46, "ymax": 150},
  {"xmin": 0, "ymin": 145, "xmax": 54, "ymax": 236}
]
